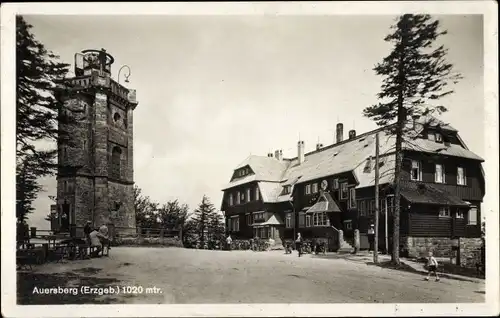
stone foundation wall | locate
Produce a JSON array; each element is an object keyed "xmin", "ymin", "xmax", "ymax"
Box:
[
  {"xmin": 404, "ymin": 237, "xmax": 456, "ymax": 258},
  {"xmin": 459, "ymin": 238, "xmax": 483, "ymax": 268},
  {"xmin": 402, "ymin": 236, "xmax": 483, "ymax": 268}
]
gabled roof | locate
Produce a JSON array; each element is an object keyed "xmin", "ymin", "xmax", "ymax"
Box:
[{"xmin": 222, "ymin": 117, "xmax": 483, "ymax": 204}]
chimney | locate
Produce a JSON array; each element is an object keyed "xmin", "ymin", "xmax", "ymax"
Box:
[
  {"xmin": 316, "ymin": 143, "xmax": 323, "ymax": 151},
  {"xmin": 297, "ymin": 141, "xmax": 305, "ymax": 165},
  {"xmin": 348, "ymin": 130, "xmax": 356, "ymax": 140},
  {"xmin": 336, "ymin": 123, "xmax": 344, "ymax": 143},
  {"xmin": 274, "ymin": 149, "xmax": 283, "ymax": 161}
]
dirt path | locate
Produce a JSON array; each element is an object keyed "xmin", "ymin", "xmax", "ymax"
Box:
[{"xmin": 17, "ymin": 247, "xmax": 485, "ymax": 304}]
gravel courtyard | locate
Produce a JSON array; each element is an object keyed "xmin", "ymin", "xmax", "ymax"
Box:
[{"xmin": 17, "ymin": 247, "xmax": 485, "ymax": 304}]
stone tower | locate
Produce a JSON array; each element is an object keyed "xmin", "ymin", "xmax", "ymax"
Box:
[{"xmin": 56, "ymin": 49, "xmax": 138, "ymax": 238}]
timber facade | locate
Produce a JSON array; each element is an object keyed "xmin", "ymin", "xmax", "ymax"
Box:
[{"xmin": 221, "ymin": 117, "xmax": 485, "ymax": 257}]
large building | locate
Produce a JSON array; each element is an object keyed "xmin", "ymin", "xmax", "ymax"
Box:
[
  {"xmin": 221, "ymin": 116, "xmax": 485, "ymax": 263},
  {"xmin": 52, "ymin": 49, "xmax": 138, "ymax": 238}
]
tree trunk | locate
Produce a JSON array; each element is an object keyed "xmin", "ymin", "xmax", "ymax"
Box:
[{"xmin": 392, "ymin": 15, "xmax": 409, "ymax": 266}]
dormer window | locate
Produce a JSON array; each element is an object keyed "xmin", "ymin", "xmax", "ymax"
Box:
[
  {"xmin": 363, "ymin": 157, "xmax": 372, "ymax": 173},
  {"xmin": 435, "ymin": 133, "xmax": 443, "ymax": 142},
  {"xmin": 428, "ymin": 132, "xmax": 436, "ymax": 141},
  {"xmin": 283, "ymin": 185, "xmax": 291, "ymax": 195}
]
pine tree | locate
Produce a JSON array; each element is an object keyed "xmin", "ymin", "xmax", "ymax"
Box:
[
  {"xmin": 207, "ymin": 208, "xmax": 225, "ymax": 249},
  {"xmin": 16, "ymin": 16, "xmax": 72, "ymax": 222},
  {"xmin": 363, "ymin": 14, "xmax": 461, "ymax": 265},
  {"xmin": 190, "ymin": 195, "xmax": 217, "ymax": 248}
]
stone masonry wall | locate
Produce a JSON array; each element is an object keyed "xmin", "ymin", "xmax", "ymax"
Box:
[
  {"xmin": 94, "ymin": 92, "xmax": 108, "ymax": 177},
  {"xmin": 108, "ymin": 181, "xmax": 136, "ymax": 233},
  {"xmin": 459, "ymin": 238, "xmax": 482, "ymax": 268},
  {"xmin": 405, "ymin": 237, "xmax": 456, "ymax": 258},
  {"xmin": 94, "ymin": 177, "xmax": 109, "ymax": 227},
  {"xmin": 74, "ymin": 176, "xmax": 94, "ymax": 228},
  {"xmin": 59, "ymin": 95, "xmax": 93, "ymax": 172},
  {"xmin": 127, "ymin": 109, "xmax": 134, "ymax": 183}
]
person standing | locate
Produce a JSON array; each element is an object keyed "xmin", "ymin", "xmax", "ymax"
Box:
[
  {"xmin": 425, "ymin": 251, "xmax": 440, "ymax": 281},
  {"xmin": 226, "ymin": 235, "xmax": 233, "ymax": 251},
  {"xmin": 83, "ymin": 221, "xmax": 92, "ymax": 242},
  {"xmin": 367, "ymin": 224, "xmax": 375, "ymax": 252},
  {"xmin": 295, "ymin": 233, "xmax": 304, "ymax": 257}
]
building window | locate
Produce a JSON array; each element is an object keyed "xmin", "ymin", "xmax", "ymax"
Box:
[
  {"xmin": 63, "ymin": 180, "xmax": 68, "ymax": 193},
  {"xmin": 253, "ymin": 212, "xmax": 264, "ymax": 223},
  {"xmin": 386, "ymin": 196, "xmax": 394, "ymax": 215},
  {"xmin": 111, "ymin": 146, "xmax": 122, "ymax": 179},
  {"xmin": 435, "ymin": 164, "xmax": 445, "ymax": 183},
  {"xmin": 246, "ymin": 188, "xmax": 251, "ymax": 202},
  {"xmin": 333, "ymin": 178, "xmax": 339, "ymax": 190},
  {"xmin": 312, "ymin": 183, "xmax": 318, "ymax": 193},
  {"xmin": 305, "ymin": 184, "xmax": 311, "ymax": 195},
  {"xmin": 227, "ymin": 218, "xmax": 231, "ymax": 231},
  {"xmin": 456, "ymin": 211, "xmax": 464, "ymax": 219},
  {"xmin": 283, "ymin": 185, "xmax": 291, "ymax": 195},
  {"xmin": 255, "ymin": 187, "xmax": 260, "ymax": 200},
  {"xmin": 344, "ymin": 220, "xmax": 352, "ymax": 230},
  {"xmin": 298, "ymin": 212, "xmax": 305, "ymax": 228},
  {"xmin": 428, "ymin": 132, "xmax": 435, "ymax": 141},
  {"xmin": 285, "ymin": 213, "xmax": 293, "ymax": 228},
  {"xmin": 340, "ymin": 182, "xmax": 348, "ymax": 200},
  {"xmin": 368, "ymin": 200, "xmax": 375, "ymax": 215},
  {"xmin": 457, "ymin": 167, "xmax": 466, "ymax": 185},
  {"xmin": 358, "ymin": 200, "xmax": 366, "ymax": 216},
  {"xmin": 435, "ymin": 133, "xmax": 443, "ymax": 142},
  {"xmin": 312, "ymin": 212, "xmax": 328, "ymax": 226},
  {"xmin": 305, "ymin": 215, "xmax": 311, "ymax": 227},
  {"xmin": 439, "ymin": 207, "xmax": 451, "ymax": 218},
  {"xmin": 236, "ymin": 191, "xmax": 240, "ymax": 204},
  {"xmin": 83, "ymin": 140, "xmax": 87, "ymax": 150},
  {"xmin": 468, "ymin": 206, "xmax": 477, "ymax": 225},
  {"xmin": 411, "ymin": 160, "xmax": 422, "ymax": 181},
  {"xmin": 240, "ymin": 191, "xmax": 245, "ymax": 202},
  {"xmin": 228, "ymin": 193, "xmax": 233, "ymax": 206},
  {"xmin": 231, "ymin": 217, "xmax": 240, "ymax": 232},
  {"xmin": 246, "ymin": 213, "xmax": 252, "ymax": 225},
  {"xmin": 348, "ymin": 188, "xmax": 356, "ymax": 209}
]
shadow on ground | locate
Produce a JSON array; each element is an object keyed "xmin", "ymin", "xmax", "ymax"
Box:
[
  {"xmin": 366, "ymin": 261, "xmax": 476, "ymax": 283},
  {"xmin": 17, "ymin": 267, "xmax": 126, "ymax": 305}
]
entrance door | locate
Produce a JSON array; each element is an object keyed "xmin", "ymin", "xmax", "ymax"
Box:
[{"xmin": 61, "ymin": 203, "xmax": 70, "ymax": 232}]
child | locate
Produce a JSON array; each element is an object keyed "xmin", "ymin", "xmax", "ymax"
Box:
[{"xmin": 425, "ymin": 251, "xmax": 440, "ymax": 281}]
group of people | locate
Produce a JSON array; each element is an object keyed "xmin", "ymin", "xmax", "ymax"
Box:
[{"xmin": 83, "ymin": 221, "xmax": 111, "ymax": 257}]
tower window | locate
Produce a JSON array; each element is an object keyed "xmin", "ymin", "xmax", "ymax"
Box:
[
  {"xmin": 111, "ymin": 146, "xmax": 122, "ymax": 179},
  {"xmin": 113, "ymin": 112, "xmax": 121, "ymax": 125}
]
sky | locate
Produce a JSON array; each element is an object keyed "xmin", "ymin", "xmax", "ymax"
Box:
[{"xmin": 23, "ymin": 14, "xmax": 485, "ymax": 229}]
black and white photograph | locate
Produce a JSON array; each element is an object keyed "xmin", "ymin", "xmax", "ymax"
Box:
[{"xmin": 1, "ymin": 2, "xmax": 498, "ymax": 317}]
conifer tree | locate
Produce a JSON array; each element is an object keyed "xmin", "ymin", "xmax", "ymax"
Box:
[
  {"xmin": 16, "ymin": 16, "xmax": 72, "ymax": 222},
  {"xmin": 363, "ymin": 14, "xmax": 461, "ymax": 264}
]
